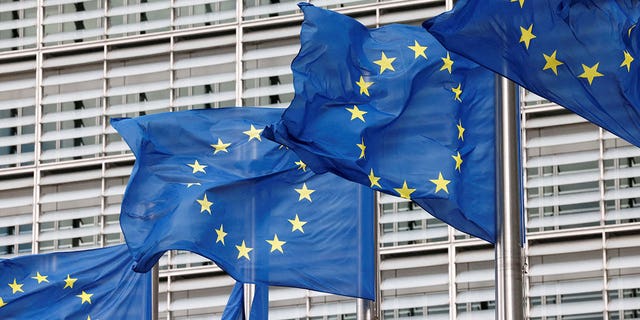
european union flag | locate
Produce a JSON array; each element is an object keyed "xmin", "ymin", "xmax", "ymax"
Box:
[
  {"xmin": 425, "ymin": 0, "xmax": 640, "ymax": 147},
  {"xmin": 111, "ymin": 107, "xmax": 375, "ymax": 303},
  {"xmin": 0, "ymin": 245, "xmax": 151, "ymax": 319},
  {"xmin": 264, "ymin": 4, "xmax": 497, "ymax": 242}
]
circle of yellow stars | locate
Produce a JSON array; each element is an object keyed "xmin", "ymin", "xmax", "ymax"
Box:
[
  {"xmin": 184, "ymin": 124, "xmax": 321, "ymax": 262},
  {"xmin": 349, "ymin": 38, "xmax": 465, "ymax": 200}
]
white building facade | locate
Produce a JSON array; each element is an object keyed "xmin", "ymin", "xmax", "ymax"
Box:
[{"xmin": 0, "ymin": 0, "xmax": 639, "ymax": 319}]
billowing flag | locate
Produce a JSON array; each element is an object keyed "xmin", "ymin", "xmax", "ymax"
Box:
[
  {"xmin": 0, "ymin": 245, "xmax": 151, "ymax": 319},
  {"xmin": 425, "ymin": 0, "xmax": 640, "ymax": 146},
  {"xmin": 264, "ymin": 4, "xmax": 497, "ymax": 242},
  {"xmin": 112, "ymin": 107, "xmax": 375, "ymax": 303}
]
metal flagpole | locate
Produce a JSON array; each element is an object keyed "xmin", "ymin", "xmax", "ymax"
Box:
[
  {"xmin": 495, "ymin": 76, "xmax": 525, "ymax": 320},
  {"xmin": 152, "ymin": 264, "xmax": 159, "ymax": 320},
  {"xmin": 357, "ymin": 191, "xmax": 380, "ymax": 320},
  {"xmin": 244, "ymin": 283, "xmax": 254, "ymax": 318}
]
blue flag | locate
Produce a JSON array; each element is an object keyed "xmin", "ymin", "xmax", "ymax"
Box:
[
  {"xmin": 112, "ymin": 107, "xmax": 375, "ymax": 301},
  {"xmin": 424, "ymin": 0, "xmax": 640, "ymax": 147},
  {"xmin": 0, "ymin": 245, "xmax": 151, "ymax": 320},
  {"xmin": 264, "ymin": 4, "xmax": 497, "ymax": 242}
]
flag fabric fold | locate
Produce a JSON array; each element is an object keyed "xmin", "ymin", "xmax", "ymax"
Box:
[
  {"xmin": 0, "ymin": 245, "xmax": 152, "ymax": 319},
  {"xmin": 221, "ymin": 282, "xmax": 268, "ymax": 320},
  {"xmin": 424, "ymin": 0, "xmax": 640, "ymax": 147},
  {"xmin": 112, "ymin": 107, "xmax": 375, "ymax": 301},
  {"xmin": 264, "ymin": 4, "xmax": 497, "ymax": 242}
]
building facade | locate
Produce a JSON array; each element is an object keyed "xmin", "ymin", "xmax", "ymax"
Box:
[{"xmin": 0, "ymin": 0, "xmax": 639, "ymax": 319}]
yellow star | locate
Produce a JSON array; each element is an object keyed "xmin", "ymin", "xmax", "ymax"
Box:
[
  {"xmin": 288, "ymin": 214, "xmax": 307, "ymax": 233},
  {"xmin": 187, "ymin": 160, "xmax": 207, "ymax": 174},
  {"xmin": 457, "ymin": 121, "xmax": 465, "ymax": 141},
  {"xmin": 64, "ymin": 274, "xmax": 78, "ymax": 289},
  {"xmin": 211, "ymin": 138, "xmax": 231, "ymax": 154},
  {"xmin": 8, "ymin": 279, "xmax": 23, "ymax": 294},
  {"xmin": 511, "ymin": 0, "xmax": 524, "ymax": 8},
  {"xmin": 295, "ymin": 160, "xmax": 307, "ymax": 171},
  {"xmin": 394, "ymin": 180, "xmax": 416, "ymax": 200},
  {"xmin": 355, "ymin": 76, "xmax": 373, "ymax": 96},
  {"xmin": 373, "ymin": 51, "xmax": 396, "ymax": 74},
  {"xmin": 77, "ymin": 290, "xmax": 93, "ymax": 304},
  {"xmin": 243, "ymin": 124, "xmax": 263, "ymax": 141},
  {"xmin": 185, "ymin": 182, "xmax": 201, "ymax": 188},
  {"xmin": 87, "ymin": 316, "xmax": 91, "ymax": 320},
  {"xmin": 519, "ymin": 24, "xmax": 536, "ymax": 49},
  {"xmin": 440, "ymin": 52, "xmax": 454, "ymax": 73},
  {"xmin": 430, "ymin": 172, "xmax": 451, "ymax": 194},
  {"xmin": 629, "ymin": 24, "xmax": 637, "ymax": 37},
  {"xmin": 196, "ymin": 194, "xmax": 213, "ymax": 214},
  {"xmin": 346, "ymin": 105, "xmax": 367, "ymax": 122},
  {"xmin": 452, "ymin": 152, "xmax": 463, "ymax": 172},
  {"xmin": 578, "ymin": 62, "xmax": 604, "ymax": 85},
  {"xmin": 31, "ymin": 272, "xmax": 49, "ymax": 284},
  {"xmin": 542, "ymin": 50, "xmax": 564, "ymax": 75},
  {"xmin": 368, "ymin": 168, "xmax": 381, "ymax": 188},
  {"xmin": 357, "ymin": 138, "xmax": 366, "ymax": 159},
  {"xmin": 0, "ymin": 297, "xmax": 6, "ymax": 307},
  {"xmin": 295, "ymin": 183, "xmax": 315, "ymax": 202},
  {"xmin": 215, "ymin": 224, "xmax": 227, "ymax": 245},
  {"xmin": 408, "ymin": 40, "xmax": 427, "ymax": 59},
  {"xmin": 266, "ymin": 234, "xmax": 286, "ymax": 253},
  {"xmin": 235, "ymin": 240, "xmax": 253, "ymax": 260},
  {"xmin": 451, "ymin": 83, "xmax": 462, "ymax": 102},
  {"xmin": 621, "ymin": 50, "xmax": 634, "ymax": 72}
]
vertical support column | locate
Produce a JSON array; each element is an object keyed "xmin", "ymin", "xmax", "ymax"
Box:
[
  {"xmin": 235, "ymin": 0, "xmax": 243, "ymax": 107},
  {"xmin": 495, "ymin": 76, "xmax": 524, "ymax": 320},
  {"xmin": 152, "ymin": 264, "xmax": 159, "ymax": 320}
]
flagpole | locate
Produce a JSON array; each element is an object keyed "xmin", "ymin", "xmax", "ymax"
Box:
[
  {"xmin": 152, "ymin": 264, "xmax": 159, "ymax": 320},
  {"xmin": 495, "ymin": 76, "xmax": 524, "ymax": 320},
  {"xmin": 244, "ymin": 283, "xmax": 254, "ymax": 317},
  {"xmin": 357, "ymin": 191, "xmax": 379, "ymax": 320}
]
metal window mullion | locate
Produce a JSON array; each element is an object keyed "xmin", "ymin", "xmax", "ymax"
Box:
[
  {"xmin": 170, "ymin": 0, "xmax": 176, "ymax": 31},
  {"xmin": 601, "ymin": 231, "xmax": 609, "ymax": 319},
  {"xmin": 99, "ymin": 162, "xmax": 106, "ymax": 247},
  {"xmin": 235, "ymin": 0, "xmax": 243, "ymax": 106},
  {"xmin": 169, "ymin": 35, "xmax": 175, "ymax": 111},
  {"xmin": 166, "ymin": 251, "xmax": 173, "ymax": 320},
  {"xmin": 449, "ymin": 245, "xmax": 456, "ymax": 320},
  {"xmin": 32, "ymin": 50, "xmax": 45, "ymax": 254},
  {"xmin": 598, "ymin": 127, "xmax": 606, "ymax": 225},
  {"xmin": 305, "ymin": 289, "xmax": 311, "ymax": 319},
  {"xmin": 37, "ymin": 0, "xmax": 43, "ymax": 49},
  {"xmin": 520, "ymin": 88, "xmax": 531, "ymax": 320}
]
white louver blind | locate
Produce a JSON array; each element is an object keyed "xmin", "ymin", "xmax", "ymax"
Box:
[
  {"xmin": 524, "ymin": 108, "xmax": 603, "ymax": 232},
  {"xmin": 41, "ymin": 52, "xmax": 104, "ymax": 163},
  {"xmin": 379, "ymin": 197, "xmax": 448, "ymax": 247},
  {"xmin": 242, "ymin": 24, "xmax": 299, "ymax": 108},
  {"xmin": 107, "ymin": 0, "xmax": 171, "ymax": 37},
  {"xmin": 42, "ymin": 0, "xmax": 104, "ymax": 45},
  {"xmin": 0, "ymin": 58, "xmax": 36, "ymax": 168},
  {"xmin": 38, "ymin": 166, "xmax": 102, "ymax": 250},
  {"xmin": 380, "ymin": 252, "xmax": 450, "ymax": 319},
  {"xmin": 173, "ymin": 39, "xmax": 237, "ymax": 110},
  {"xmin": 0, "ymin": 0, "xmax": 37, "ymax": 51},
  {"xmin": 527, "ymin": 237, "xmax": 605, "ymax": 319},
  {"xmin": 455, "ymin": 248, "xmax": 495, "ymax": 319},
  {"xmin": 0, "ymin": 173, "xmax": 34, "ymax": 256},
  {"xmin": 174, "ymin": 0, "xmax": 236, "ymax": 29},
  {"xmin": 104, "ymin": 42, "xmax": 171, "ymax": 154}
]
